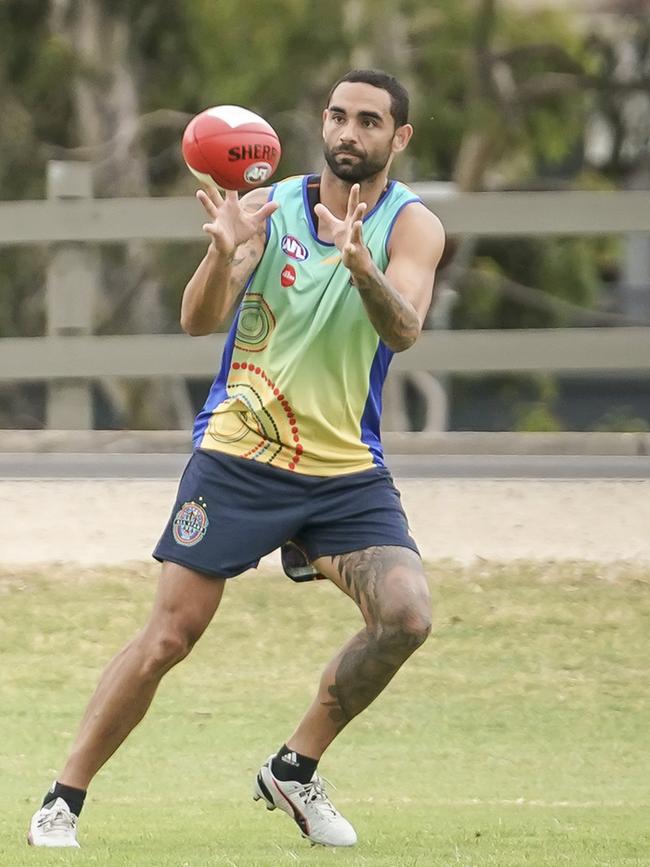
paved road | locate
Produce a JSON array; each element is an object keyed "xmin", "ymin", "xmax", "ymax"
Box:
[{"xmin": 2, "ymin": 453, "xmax": 650, "ymax": 479}]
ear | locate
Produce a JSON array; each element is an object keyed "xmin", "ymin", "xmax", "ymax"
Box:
[
  {"xmin": 321, "ymin": 108, "xmax": 329, "ymax": 139},
  {"xmin": 392, "ymin": 123, "xmax": 413, "ymax": 154}
]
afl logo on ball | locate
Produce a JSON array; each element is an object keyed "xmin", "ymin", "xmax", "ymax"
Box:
[
  {"xmin": 281, "ymin": 234, "xmax": 309, "ymax": 261},
  {"xmin": 243, "ymin": 162, "xmax": 272, "ymax": 184},
  {"xmin": 281, "ymin": 264, "xmax": 296, "ymax": 287},
  {"xmin": 172, "ymin": 501, "xmax": 209, "ymax": 547}
]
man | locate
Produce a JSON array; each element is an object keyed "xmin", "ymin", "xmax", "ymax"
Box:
[{"xmin": 29, "ymin": 68, "xmax": 445, "ymax": 849}]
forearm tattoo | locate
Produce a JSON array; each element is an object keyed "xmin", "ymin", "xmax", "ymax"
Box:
[
  {"xmin": 227, "ymin": 241, "xmax": 262, "ymax": 295},
  {"xmin": 322, "ymin": 547, "xmax": 428, "ymax": 732},
  {"xmin": 353, "ymin": 267, "xmax": 420, "ymax": 352}
]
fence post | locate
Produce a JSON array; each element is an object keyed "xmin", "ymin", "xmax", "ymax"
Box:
[
  {"xmin": 45, "ymin": 161, "xmax": 98, "ymax": 429},
  {"xmin": 623, "ymin": 235, "xmax": 650, "ymax": 320}
]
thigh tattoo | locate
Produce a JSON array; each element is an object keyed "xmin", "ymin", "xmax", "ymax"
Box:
[{"xmin": 333, "ymin": 545, "xmax": 423, "ymax": 626}]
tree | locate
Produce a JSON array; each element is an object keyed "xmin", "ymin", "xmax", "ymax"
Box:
[{"xmin": 1, "ymin": 0, "xmax": 648, "ymax": 429}]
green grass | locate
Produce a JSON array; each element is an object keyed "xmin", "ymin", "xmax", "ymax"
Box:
[{"xmin": 1, "ymin": 561, "xmax": 649, "ymax": 865}]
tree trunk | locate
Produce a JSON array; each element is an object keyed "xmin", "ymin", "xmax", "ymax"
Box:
[{"xmin": 48, "ymin": 0, "xmax": 193, "ymax": 429}]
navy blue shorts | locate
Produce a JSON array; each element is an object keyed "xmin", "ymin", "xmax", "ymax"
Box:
[{"xmin": 153, "ymin": 449, "xmax": 419, "ymax": 579}]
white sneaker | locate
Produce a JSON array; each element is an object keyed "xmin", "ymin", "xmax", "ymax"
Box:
[
  {"xmin": 253, "ymin": 755, "xmax": 357, "ymax": 847},
  {"xmin": 28, "ymin": 797, "xmax": 80, "ymax": 848}
]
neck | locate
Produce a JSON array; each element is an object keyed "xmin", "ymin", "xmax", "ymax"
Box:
[{"xmin": 319, "ymin": 166, "xmax": 390, "ymax": 219}]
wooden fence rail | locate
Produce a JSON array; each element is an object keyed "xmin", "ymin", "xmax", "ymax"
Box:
[
  {"xmin": 2, "ymin": 328, "xmax": 650, "ymax": 381},
  {"xmin": 1, "ymin": 163, "xmax": 649, "ymax": 430},
  {"xmin": 1, "ymin": 189, "xmax": 649, "ymax": 243}
]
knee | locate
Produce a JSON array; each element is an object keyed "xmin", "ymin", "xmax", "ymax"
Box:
[
  {"xmin": 377, "ymin": 597, "xmax": 432, "ymax": 652},
  {"xmin": 138, "ymin": 627, "xmax": 195, "ymax": 677},
  {"xmin": 394, "ymin": 604, "xmax": 432, "ymax": 647}
]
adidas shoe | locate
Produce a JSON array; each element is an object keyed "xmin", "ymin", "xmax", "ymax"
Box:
[
  {"xmin": 253, "ymin": 755, "xmax": 357, "ymax": 847},
  {"xmin": 27, "ymin": 797, "xmax": 80, "ymax": 848}
]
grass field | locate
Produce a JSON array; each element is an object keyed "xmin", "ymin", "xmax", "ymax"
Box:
[{"xmin": 1, "ymin": 560, "xmax": 649, "ymax": 866}]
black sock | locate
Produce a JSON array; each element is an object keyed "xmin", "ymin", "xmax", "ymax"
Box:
[
  {"xmin": 42, "ymin": 781, "xmax": 87, "ymax": 818},
  {"xmin": 271, "ymin": 744, "xmax": 319, "ymax": 784}
]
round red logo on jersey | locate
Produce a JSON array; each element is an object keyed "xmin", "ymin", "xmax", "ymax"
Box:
[{"xmin": 281, "ymin": 264, "xmax": 296, "ymax": 287}]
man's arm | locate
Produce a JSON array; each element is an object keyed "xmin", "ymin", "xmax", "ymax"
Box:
[
  {"xmin": 351, "ymin": 203, "xmax": 445, "ymax": 352},
  {"xmin": 180, "ymin": 186, "xmax": 276, "ymax": 336},
  {"xmin": 315, "ymin": 185, "xmax": 445, "ymax": 352}
]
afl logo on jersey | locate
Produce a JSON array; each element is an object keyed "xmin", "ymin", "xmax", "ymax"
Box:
[{"xmin": 281, "ymin": 234, "xmax": 309, "ymax": 261}]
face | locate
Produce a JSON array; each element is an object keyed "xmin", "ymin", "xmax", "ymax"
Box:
[{"xmin": 322, "ymin": 81, "xmax": 412, "ymax": 183}]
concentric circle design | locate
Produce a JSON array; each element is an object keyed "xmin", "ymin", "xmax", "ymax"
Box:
[
  {"xmin": 227, "ymin": 363, "xmax": 304, "ymax": 471},
  {"xmin": 206, "ymin": 407, "xmax": 251, "ymax": 444},
  {"xmin": 234, "ymin": 294, "xmax": 276, "ymax": 352}
]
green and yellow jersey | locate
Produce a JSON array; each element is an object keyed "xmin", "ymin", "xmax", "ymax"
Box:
[{"xmin": 192, "ymin": 174, "xmax": 422, "ymax": 476}]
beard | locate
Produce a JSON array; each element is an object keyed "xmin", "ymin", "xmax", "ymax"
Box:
[{"xmin": 323, "ymin": 142, "xmax": 391, "ymax": 182}]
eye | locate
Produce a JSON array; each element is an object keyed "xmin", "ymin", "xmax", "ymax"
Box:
[{"xmin": 362, "ymin": 119, "xmax": 377, "ymax": 128}]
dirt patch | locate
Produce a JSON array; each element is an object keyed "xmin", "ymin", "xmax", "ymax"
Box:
[{"xmin": 1, "ymin": 479, "xmax": 648, "ymax": 569}]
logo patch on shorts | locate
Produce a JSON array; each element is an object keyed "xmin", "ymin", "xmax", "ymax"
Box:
[{"xmin": 172, "ymin": 500, "xmax": 209, "ymax": 547}]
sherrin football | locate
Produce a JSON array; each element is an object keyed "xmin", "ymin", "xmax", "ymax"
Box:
[{"xmin": 182, "ymin": 105, "xmax": 281, "ymax": 191}]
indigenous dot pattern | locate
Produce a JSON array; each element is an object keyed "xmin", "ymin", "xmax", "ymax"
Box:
[{"xmin": 230, "ymin": 362, "xmax": 303, "ymax": 471}]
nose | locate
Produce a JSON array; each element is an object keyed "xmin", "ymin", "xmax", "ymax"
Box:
[
  {"xmin": 338, "ymin": 132, "xmax": 359, "ymax": 151},
  {"xmin": 337, "ymin": 121, "xmax": 358, "ymax": 143}
]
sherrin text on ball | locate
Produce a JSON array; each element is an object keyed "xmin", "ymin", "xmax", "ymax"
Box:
[{"xmin": 182, "ymin": 105, "xmax": 281, "ymax": 191}]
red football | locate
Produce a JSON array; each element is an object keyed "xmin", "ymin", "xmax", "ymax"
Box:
[{"xmin": 182, "ymin": 105, "xmax": 281, "ymax": 191}]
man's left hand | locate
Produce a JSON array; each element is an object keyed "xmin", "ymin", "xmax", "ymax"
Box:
[{"xmin": 314, "ymin": 183, "xmax": 373, "ymax": 277}]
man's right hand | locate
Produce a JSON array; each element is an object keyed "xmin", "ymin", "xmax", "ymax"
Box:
[
  {"xmin": 196, "ymin": 187, "xmax": 279, "ymax": 256},
  {"xmin": 181, "ymin": 186, "xmax": 277, "ymax": 336}
]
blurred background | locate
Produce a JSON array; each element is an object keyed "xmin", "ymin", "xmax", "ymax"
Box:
[{"xmin": 0, "ymin": 0, "xmax": 649, "ymax": 435}]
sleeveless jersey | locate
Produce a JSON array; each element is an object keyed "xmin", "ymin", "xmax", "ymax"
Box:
[{"xmin": 192, "ymin": 174, "xmax": 421, "ymax": 476}]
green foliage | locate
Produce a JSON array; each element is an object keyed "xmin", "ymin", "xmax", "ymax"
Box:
[
  {"xmin": 512, "ymin": 376, "xmax": 562, "ymax": 431},
  {"xmin": 452, "ymin": 236, "xmax": 604, "ymax": 331},
  {"xmin": 0, "ymin": 0, "xmax": 643, "ymax": 430},
  {"xmin": 594, "ymin": 407, "xmax": 650, "ymax": 433},
  {"xmin": 0, "ymin": 0, "xmax": 613, "ymax": 195},
  {"xmin": 0, "ymin": 249, "xmax": 46, "ymax": 338},
  {"xmin": 515, "ymin": 404, "xmax": 563, "ymax": 432}
]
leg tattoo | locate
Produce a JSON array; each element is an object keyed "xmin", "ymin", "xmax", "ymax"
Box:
[{"xmin": 323, "ymin": 546, "xmax": 431, "ymax": 731}]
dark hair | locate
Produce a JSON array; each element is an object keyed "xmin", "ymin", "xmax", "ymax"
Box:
[{"xmin": 326, "ymin": 69, "xmax": 410, "ymax": 128}]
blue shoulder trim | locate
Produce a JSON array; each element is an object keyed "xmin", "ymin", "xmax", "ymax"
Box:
[{"xmin": 302, "ymin": 175, "xmax": 335, "ymax": 247}]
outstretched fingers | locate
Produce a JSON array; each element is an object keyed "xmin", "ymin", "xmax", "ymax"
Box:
[
  {"xmin": 342, "ymin": 203, "xmax": 366, "ymax": 259},
  {"xmin": 346, "ymin": 183, "xmax": 360, "ymax": 219},
  {"xmin": 353, "ymin": 200, "xmax": 367, "ymax": 223},
  {"xmin": 254, "ymin": 200, "xmax": 280, "ymax": 223},
  {"xmin": 313, "ymin": 201, "xmax": 332, "ymax": 223},
  {"xmin": 196, "ymin": 188, "xmax": 222, "ymax": 219}
]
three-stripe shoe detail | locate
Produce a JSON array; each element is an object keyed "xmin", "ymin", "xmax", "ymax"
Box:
[{"xmin": 280, "ymin": 750, "xmax": 300, "ymax": 766}]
